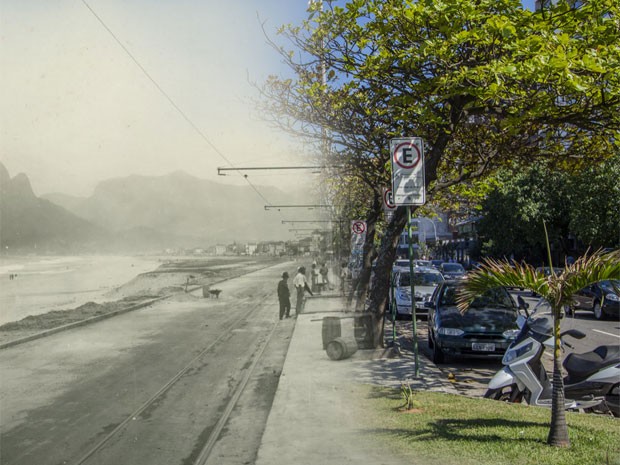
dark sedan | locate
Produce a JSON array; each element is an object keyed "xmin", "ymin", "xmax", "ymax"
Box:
[
  {"xmin": 425, "ymin": 281, "xmax": 520, "ymax": 363},
  {"xmin": 568, "ymin": 279, "xmax": 620, "ymax": 320}
]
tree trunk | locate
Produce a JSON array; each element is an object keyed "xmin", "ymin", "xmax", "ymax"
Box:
[
  {"xmin": 547, "ymin": 308, "xmax": 570, "ymax": 447},
  {"xmin": 367, "ymin": 207, "xmax": 409, "ymax": 348}
]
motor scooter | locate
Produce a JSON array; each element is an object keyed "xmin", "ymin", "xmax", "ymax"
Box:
[{"xmin": 485, "ymin": 297, "xmax": 620, "ymax": 416}]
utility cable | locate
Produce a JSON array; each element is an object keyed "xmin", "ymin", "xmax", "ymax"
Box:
[{"xmin": 80, "ymin": 0, "xmax": 274, "ymax": 207}]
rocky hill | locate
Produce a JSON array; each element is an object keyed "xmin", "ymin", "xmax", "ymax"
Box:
[
  {"xmin": 42, "ymin": 170, "xmax": 302, "ymax": 245},
  {"xmin": 0, "ymin": 163, "xmax": 106, "ymax": 253}
]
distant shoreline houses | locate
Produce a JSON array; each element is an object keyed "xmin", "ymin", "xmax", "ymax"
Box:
[{"xmin": 162, "ymin": 237, "xmax": 321, "ymax": 258}]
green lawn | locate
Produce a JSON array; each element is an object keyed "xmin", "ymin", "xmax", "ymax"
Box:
[{"xmin": 361, "ymin": 386, "xmax": 620, "ymax": 465}]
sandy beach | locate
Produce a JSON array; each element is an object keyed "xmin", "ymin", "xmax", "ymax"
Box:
[
  {"xmin": 0, "ymin": 255, "xmax": 161, "ymax": 325},
  {"xmin": 0, "ymin": 256, "xmax": 281, "ymax": 347}
]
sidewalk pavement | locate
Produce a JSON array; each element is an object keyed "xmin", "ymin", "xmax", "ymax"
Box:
[{"xmin": 255, "ymin": 292, "xmax": 458, "ymax": 465}]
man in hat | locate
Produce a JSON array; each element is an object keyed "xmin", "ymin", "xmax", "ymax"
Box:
[
  {"xmin": 277, "ymin": 271, "xmax": 291, "ymax": 320},
  {"xmin": 292, "ymin": 266, "xmax": 313, "ymax": 316}
]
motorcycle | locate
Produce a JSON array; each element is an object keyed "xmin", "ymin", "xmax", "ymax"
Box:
[{"xmin": 485, "ymin": 296, "xmax": 620, "ymax": 416}]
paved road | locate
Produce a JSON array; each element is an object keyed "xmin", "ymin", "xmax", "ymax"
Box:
[
  {"xmin": 391, "ymin": 290, "xmax": 620, "ymax": 398},
  {"xmin": 0, "ymin": 263, "xmax": 294, "ymax": 465}
]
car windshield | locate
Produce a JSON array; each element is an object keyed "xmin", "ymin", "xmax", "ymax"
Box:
[
  {"xmin": 394, "ymin": 260, "xmax": 409, "ymax": 268},
  {"xmin": 601, "ymin": 280, "xmax": 620, "ymax": 293},
  {"xmin": 536, "ymin": 267, "xmax": 563, "ymax": 276},
  {"xmin": 438, "ymin": 284, "xmax": 514, "ymax": 309},
  {"xmin": 398, "ymin": 271, "xmax": 444, "ymax": 287},
  {"xmin": 442, "ymin": 263, "xmax": 464, "ymax": 273}
]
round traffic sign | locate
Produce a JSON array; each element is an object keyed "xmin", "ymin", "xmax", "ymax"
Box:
[
  {"xmin": 383, "ymin": 188, "xmax": 396, "ymax": 210},
  {"xmin": 351, "ymin": 221, "xmax": 366, "ymax": 235},
  {"xmin": 393, "ymin": 141, "xmax": 421, "ymax": 169}
]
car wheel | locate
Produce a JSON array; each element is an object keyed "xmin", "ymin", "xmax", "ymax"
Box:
[
  {"xmin": 593, "ymin": 301, "xmax": 604, "ymax": 320},
  {"xmin": 565, "ymin": 306, "xmax": 574, "ymax": 316},
  {"xmin": 432, "ymin": 343, "xmax": 444, "ymax": 364}
]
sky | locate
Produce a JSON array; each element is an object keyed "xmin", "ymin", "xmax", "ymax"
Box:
[
  {"xmin": 1, "ymin": 0, "xmax": 537, "ymax": 199},
  {"xmin": 0, "ymin": 0, "xmax": 313, "ymax": 198}
]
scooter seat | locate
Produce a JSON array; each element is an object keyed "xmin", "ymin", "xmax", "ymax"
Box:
[{"xmin": 563, "ymin": 345, "xmax": 620, "ymax": 382}]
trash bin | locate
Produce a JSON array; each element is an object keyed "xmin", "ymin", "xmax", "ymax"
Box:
[
  {"xmin": 326, "ymin": 337, "xmax": 358, "ymax": 360},
  {"xmin": 321, "ymin": 316, "xmax": 341, "ymax": 349}
]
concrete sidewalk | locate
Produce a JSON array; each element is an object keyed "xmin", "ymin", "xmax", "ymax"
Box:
[{"xmin": 255, "ymin": 292, "xmax": 458, "ymax": 465}]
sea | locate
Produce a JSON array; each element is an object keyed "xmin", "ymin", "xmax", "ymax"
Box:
[{"xmin": 0, "ymin": 255, "xmax": 161, "ymax": 325}]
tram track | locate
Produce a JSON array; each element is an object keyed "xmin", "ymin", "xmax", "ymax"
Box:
[
  {"xmin": 69, "ymin": 296, "xmax": 283, "ymax": 465},
  {"xmin": 1, "ymin": 263, "xmax": 296, "ymax": 465}
]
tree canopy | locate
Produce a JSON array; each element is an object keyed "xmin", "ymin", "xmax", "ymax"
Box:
[{"xmin": 261, "ymin": 0, "xmax": 620, "ymax": 342}]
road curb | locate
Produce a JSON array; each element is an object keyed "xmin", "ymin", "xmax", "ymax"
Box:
[
  {"xmin": 0, "ymin": 261, "xmax": 286, "ymax": 351},
  {"xmin": 0, "ymin": 297, "xmax": 166, "ymax": 350}
]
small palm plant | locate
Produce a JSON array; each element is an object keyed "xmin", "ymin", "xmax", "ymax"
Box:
[{"xmin": 457, "ymin": 247, "xmax": 620, "ymax": 448}]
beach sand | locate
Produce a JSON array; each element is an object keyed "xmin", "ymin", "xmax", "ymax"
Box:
[{"xmin": 0, "ymin": 256, "xmax": 281, "ymax": 347}]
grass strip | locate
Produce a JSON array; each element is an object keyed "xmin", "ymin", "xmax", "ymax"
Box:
[{"xmin": 360, "ymin": 386, "xmax": 620, "ymax": 465}]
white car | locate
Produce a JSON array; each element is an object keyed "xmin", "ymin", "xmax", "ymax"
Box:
[{"xmin": 389, "ymin": 267, "xmax": 445, "ymax": 319}]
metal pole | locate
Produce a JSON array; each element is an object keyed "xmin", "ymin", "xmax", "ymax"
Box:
[{"xmin": 407, "ymin": 206, "xmax": 419, "ymax": 377}]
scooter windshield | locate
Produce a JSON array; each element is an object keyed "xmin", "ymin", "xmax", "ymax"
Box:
[{"xmin": 525, "ymin": 299, "xmax": 554, "ymax": 338}]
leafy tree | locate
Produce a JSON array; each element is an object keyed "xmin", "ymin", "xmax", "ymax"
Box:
[
  {"xmin": 261, "ymin": 0, "xmax": 620, "ymax": 346},
  {"xmin": 477, "ymin": 154, "xmax": 620, "ymax": 262},
  {"xmin": 457, "ymin": 248, "xmax": 620, "ymax": 447},
  {"xmin": 567, "ymin": 154, "xmax": 620, "ymax": 249}
]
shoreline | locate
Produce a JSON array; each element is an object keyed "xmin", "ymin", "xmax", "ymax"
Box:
[{"xmin": 0, "ymin": 256, "xmax": 283, "ymax": 348}]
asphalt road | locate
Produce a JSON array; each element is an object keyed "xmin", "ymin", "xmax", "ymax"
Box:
[{"xmin": 0, "ymin": 263, "xmax": 295, "ymax": 465}]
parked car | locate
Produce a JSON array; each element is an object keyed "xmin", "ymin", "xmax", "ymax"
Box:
[
  {"xmin": 413, "ymin": 259, "xmax": 432, "ymax": 268},
  {"xmin": 568, "ymin": 279, "xmax": 620, "ymax": 320},
  {"xmin": 389, "ymin": 267, "xmax": 445, "ymax": 319},
  {"xmin": 425, "ymin": 281, "xmax": 521, "ymax": 363},
  {"xmin": 530, "ymin": 267, "xmax": 564, "ymax": 296},
  {"xmin": 439, "ymin": 262, "xmax": 467, "ymax": 279},
  {"xmin": 393, "ymin": 259, "xmax": 410, "ymax": 270},
  {"xmin": 430, "ymin": 259, "xmax": 444, "ymax": 269}
]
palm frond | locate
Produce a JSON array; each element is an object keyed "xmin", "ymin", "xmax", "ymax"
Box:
[{"xmin": 456, "ymin": 249, "xmax": 620, "ymax": 314}]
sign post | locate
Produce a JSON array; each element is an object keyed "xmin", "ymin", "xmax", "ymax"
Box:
[{"xmin": 390, "ymin": 137, "xmax": 426, "ymax": 378}]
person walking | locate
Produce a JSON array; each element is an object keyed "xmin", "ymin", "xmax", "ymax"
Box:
[
  {"xmin": 340, "ymin": 262, "xmax": 348, "ymax": 296},
  {"xmin": 277, "ymin": 271, "xmax": 291, "ymax": 320},
  {"xmin": 319, "ymin": 262, "xmax": 331, "ymax": 291},
  {"xmin": 310, "ymin": 263, "xmax": 319, "ymax": 293},
  {"xmin": 293, "ymin": 266, "xmax": 313, "ymax": 316}
]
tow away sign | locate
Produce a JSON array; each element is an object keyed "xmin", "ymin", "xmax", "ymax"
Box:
[{"xmin": 390, "ymin": 137, "xmax": 426, "ymax": 206}]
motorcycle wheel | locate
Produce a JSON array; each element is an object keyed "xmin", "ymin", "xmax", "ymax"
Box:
[
  {"xmin": 605, "ymin": 384, "xmax": 620, "ymax": 417},
  {"xmin": 484, "ymin": 386, "xmax": 523, "ymax": 403}
]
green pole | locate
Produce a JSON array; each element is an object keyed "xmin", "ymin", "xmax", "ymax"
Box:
[{"xmin": 407, "ymin": 206, "xmax": 419, "ymax": 377}]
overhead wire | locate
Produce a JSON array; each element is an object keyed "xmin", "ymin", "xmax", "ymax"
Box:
[{"xmin": 80, "ymin": 0, "xmax": 274, "ymax": 208}]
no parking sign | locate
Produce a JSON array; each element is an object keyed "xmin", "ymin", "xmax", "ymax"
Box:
[
  {"xmin": 390, "ymin": 137, "xmax": 426, "ymax": 206},
  {"xmin": 350, "ymin": 220, "xmax": 366, "ymax": 252}
]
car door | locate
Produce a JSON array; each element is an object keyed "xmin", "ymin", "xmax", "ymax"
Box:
[{"xmin": 573, "ymin": 285, "xmax": 595, "ymax": 310}]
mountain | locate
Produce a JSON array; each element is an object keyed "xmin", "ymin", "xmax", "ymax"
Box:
[
  {"xmin": 43, "ymin": 171, "xmax": 308, "ymax": 244},
  {"xmin": 0, "ymin": 163, "xmax": 107, "ymax": 253}
]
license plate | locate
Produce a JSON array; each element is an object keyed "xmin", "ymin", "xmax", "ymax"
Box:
[{"xmin": 472, "ymin": 343, "xmax": 495, "ymax": 352}]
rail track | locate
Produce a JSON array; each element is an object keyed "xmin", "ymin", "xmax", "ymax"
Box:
[
  {"xmin": 68, "ymin": 295, "xmax": 281, "ymax": 465},
  {"xmin": 1, "ymin": 263, "xmax": 295, "ymax": 465}
]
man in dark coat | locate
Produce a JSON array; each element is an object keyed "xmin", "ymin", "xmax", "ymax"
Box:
[{"xmin": 277, "ymin": 271, "xmax": 291, "ymax": 320}]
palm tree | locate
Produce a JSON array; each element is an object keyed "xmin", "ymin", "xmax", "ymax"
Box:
[{"xmin": 457, "ymin": 249, "xmax": 620, "ymax": 448}]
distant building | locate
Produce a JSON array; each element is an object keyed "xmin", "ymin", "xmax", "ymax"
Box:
[{"xmin": 211, "ymin": 244, "xmax": 226, "ymax": 256}]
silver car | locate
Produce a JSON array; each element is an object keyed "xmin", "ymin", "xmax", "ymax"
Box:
[{"xmin": 389, "ymin": 267, "xmax": 445, "ymax": 319}]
